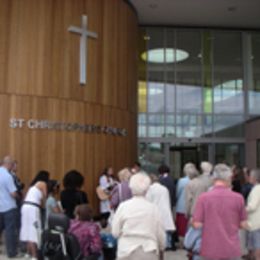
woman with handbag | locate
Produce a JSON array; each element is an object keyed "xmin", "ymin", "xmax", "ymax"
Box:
[
  {"xmin": 98, "ymin": 167, "xmax": 116, "ymax": 220},
  {"xmin": 110, "ymin": 168, "xmax": 132, "ymax": 210}
]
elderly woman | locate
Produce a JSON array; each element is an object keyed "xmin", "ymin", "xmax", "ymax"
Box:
[
  {"xmin": 69, "ymin": 204, "xmax": 102, "ymax": 259},
  {"xmin": 112, "ymin": 172, "xmax": 165, "ymax": 260},
  {"xmin": 175, "ymin": 163, "xmax": 192, "ymax": 240},
  {"xmin": 184, "ymin": 163, "xmax": 200, "ymax": 218},
  {"xmin": 110, "ymin": 168, "xmax": 132, "ymax": 210},
  {"xmin": 99, "ymin": 166, "xmax": 116, "ymax": 219}
]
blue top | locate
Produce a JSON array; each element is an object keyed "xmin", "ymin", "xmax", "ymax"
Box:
[
  {"xmin": 45, "ymin": 195, "xmax": 58, "ymax": 228},
  {"xmin": 0, "ymin": 166, "xmax": 17, "ymax": 212},
  {"xmin": 184, "ymin": 226, "xmax": 202, "ymax": 253},
  {"xmin": 176, "ymin": 176, "xmax": 190, "ymax": 213}
]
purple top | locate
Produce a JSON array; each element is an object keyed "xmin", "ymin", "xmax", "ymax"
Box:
[
  {"xmin": 193, "ymin": 185, "xmax": 247, "ymax": 259},
  {"xmin": 69, "ymin": 220, "xmax": 102, "ymax": 257},
  {"xmin": 110, "ymin": 181, "xmax": 132, "ymax": 209}
]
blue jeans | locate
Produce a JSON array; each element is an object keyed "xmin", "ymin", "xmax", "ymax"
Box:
[
  {"xmin": 0, "ymin": 208, "xmax": 18, "ymax": 257},
  {"xmin": 166, "ymin": 231, "xmax": 173, "ymax": 248}
]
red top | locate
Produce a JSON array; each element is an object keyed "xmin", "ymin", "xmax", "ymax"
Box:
[{"xmin": 193, "ymin": 185, "xmax": 246, "ymax": 259}]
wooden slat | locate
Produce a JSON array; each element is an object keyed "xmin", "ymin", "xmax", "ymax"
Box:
[{"xmin": 0, "ymin": 0, "xmax": 137, "ymax": 212}]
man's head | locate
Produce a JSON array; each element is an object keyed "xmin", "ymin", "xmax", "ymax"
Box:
[
  {"xmin": 158, "ymin": 164, "xmax": 170, "ymax": 175},
  {"xmin": 212, "ymin": 164, "xmax": 232, "ymax": 185},
  {"xmin": 249, "ymin": 168, "xmax": 260, "ymax": 185},
  {"xmin": 132, "ymin": 161, "xmax": 141, "ymax": 174},
  {"xmin": 201, "ymin": 161, "xmax": 213, "ymax": 175},
  {"xmin": 183, "ymin": 163, "xmax": 199, "ymax": 179},
  {"xmin": 2, "ymin": 156, "xmax": 15, "ymax": 171}
]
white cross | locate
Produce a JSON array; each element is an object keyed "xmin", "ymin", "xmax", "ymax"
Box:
[{"xmin": 68, "ymin": 15, "xmax": 98, "ymax": 85}]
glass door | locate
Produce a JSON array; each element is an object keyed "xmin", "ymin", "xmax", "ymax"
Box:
[{"xmin": 169, "ymin": 144, "xmax": 210, "ymax": 178}]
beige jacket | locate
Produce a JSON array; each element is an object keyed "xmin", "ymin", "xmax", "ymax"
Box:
[{"xmin": 185, "ymin": 174, "xmax": 213, "ymax": 218}]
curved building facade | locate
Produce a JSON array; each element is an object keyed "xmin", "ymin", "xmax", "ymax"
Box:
[{"xmin": 0, "ymin": 0, "xmax": 138, "ymax": 208}]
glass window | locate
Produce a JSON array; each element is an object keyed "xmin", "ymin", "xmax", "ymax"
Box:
[
  {"xmin": 202, "ymin": 31, "xmax": 213, "ymax": 114},
  {"xmin": 166, "ymin": 83, "xmax": 175, "ymax": 113},
  {"xmin": 213, "ymin": 32, "xmax": 244, "ymax": 114},
  {"xmin": 165, "ymin": 115, "xmax": 175, "ymax": 136},
  {"xmin": 203, "ymin": 115, "xmax": 213, "ymax": 137},
  {"xmin": 215, "ymin": 144, "xmax": 245, "ymax": 166},
  {"xmin": 137, "ymin": 28, "xmax": 248, "ymax": 168},
  {"xmin": 148, "ymin": 114, "xmax": 165, "ymax": 137},
  {"xmin": 175, "ymin": 114, "xmax": 203, "ymax": 138},
  {"xmin": 176, "ymin": 30, "xmax": 202, "ymax": 114},
  {"xmin": 148, "ymin": 80, "xmax": 164, "ymax": 113},
  {"xmin": 249, "ymin": 33, "xmax": 260, "ymax": 115},
  {"xmin": 138, "ymin": 143, "xmax": 165, "ymax": 172},
  {"xmin": 138, "ymin": 114, "xmax": 146, "ymax": 137},
  {"xmin": 214, "ymin": 115, "xmax": 244, "ymax": 137}
]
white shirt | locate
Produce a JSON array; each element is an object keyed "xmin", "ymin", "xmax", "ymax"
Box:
[
  {"xmin": 112, "ymin": 196, "xmax": 165, "ymax": 258},
  {"xmin": 146, "ymin": 182, "xmax": 176, "ymax": 231},
  {"xmin": 99, "ymin": 175, "xmax": 114, "ymax": 213},
  {"xmin": 246, "ymin": 184, "xmax": 260, "ymax": 231}
]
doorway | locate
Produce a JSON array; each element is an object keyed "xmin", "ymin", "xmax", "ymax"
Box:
[{"xmin": 169, "ymin": 144, "xmax": 209, "ymax": 179}]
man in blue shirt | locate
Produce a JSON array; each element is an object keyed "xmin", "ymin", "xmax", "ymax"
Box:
[{"xmin": 0, "ymin": 156, "xmax": 18, "ymax": 258}]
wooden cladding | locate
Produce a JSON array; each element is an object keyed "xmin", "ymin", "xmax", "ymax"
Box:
[
  {"xmin": 0, "ymin": 0, "xmax": 138, "ymax": 111},
  {"xmin": 0, "ymin": 0, "xmax": 138, "ymax": 211}
]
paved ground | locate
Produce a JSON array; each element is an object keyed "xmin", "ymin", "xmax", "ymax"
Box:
[{"xmin": 0, "ymin": 245, "xmax": 188, "ymax": 260}]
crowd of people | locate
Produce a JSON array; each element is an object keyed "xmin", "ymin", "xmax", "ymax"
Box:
[{"xmin": 0, "ymin": 155, "xmax": 260, "ymax": 260}]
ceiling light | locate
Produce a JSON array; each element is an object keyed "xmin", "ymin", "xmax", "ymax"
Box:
[{"xmin": 141, "ymin": 48, "xmax": 189, "ymax": 63}]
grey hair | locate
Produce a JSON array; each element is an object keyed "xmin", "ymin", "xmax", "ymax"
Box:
[
  {"xmin": 250, "ymin": 169, "xmax": 260, "ymax": 183},
  {"xmin": 212, "ymin": 164, "xmax": 232, "ymax": 182},
  {"xmin": 129, "ymin": 171, "xmax": 151, "ymax": 196},
  {"xmin": 183, "ymin": 163, "xmax": 199, "ymax": 179},
  {"xmin": 201, "ymin": 161, "xmax": 213, "ymax": 175},
  {"xmin": 118, "ymin": 168, "xmax": 132, "ymax": 182},
  {"xmin": 2, "ymin": 156, "xmax": 14, "ymax": 165}
]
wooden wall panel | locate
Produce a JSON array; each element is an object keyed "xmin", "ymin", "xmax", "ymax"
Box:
[
  {"xmin": 0, "ymin": 94, "xmax": 136, "ymax": 211},
  {"xmin": 0, "ymin": 0, "xmax": 138, "ymax": 212},
  {"xmin": 1, "ymin": 0, "xmax": 137, "ymax": 109}
]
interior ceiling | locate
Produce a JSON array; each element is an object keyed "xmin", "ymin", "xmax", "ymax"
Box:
[{"xmin": 128, "ymin": 0, "xmax": 260, "ymax": 29}]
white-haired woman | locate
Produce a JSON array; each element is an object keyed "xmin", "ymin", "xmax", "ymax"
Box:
[
  {"xmin": 175, "ymin": 163, "xmax": 193, "ymax": 240},
  {"xmin": 112, "ymin": 172, "xmax": 165, "ymax": 260},
  {"xmin": 110, "ymin": 168, "xmax": 132, "ymax": 210}
]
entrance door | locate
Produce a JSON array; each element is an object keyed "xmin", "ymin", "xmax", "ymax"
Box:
[{"xmin": 169, "ymin": 144, "xmax": 209, "ymax": 178}]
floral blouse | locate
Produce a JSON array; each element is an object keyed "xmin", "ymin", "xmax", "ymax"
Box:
[{"xmin": 69, "ymin": 219, "xmax": 102, "ymax": 257}]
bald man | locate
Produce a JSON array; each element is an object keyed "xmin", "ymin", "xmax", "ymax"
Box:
[{"xmin": 0, "ymin": 156, "xmax": 18, "ymax": 258}]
